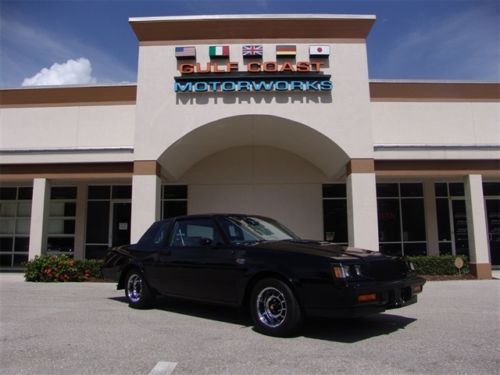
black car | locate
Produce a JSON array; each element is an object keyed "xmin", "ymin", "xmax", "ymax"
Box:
[{"xmin": 103, "ymin": 214, "xmax": 425, "ymax": 336}]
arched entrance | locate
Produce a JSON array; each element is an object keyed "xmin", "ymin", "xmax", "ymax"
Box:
[{"xmin": 158, "ymin": 115, "xmax": 349, "ymax": 239}]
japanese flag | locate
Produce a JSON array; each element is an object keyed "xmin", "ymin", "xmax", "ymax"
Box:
[{"xmin": 309, "ymin": 45, "xmax": 330, "ymax": 56}]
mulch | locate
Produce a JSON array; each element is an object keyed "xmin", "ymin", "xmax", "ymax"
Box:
[{"xmin": 419, "ymin": 273, "xmax": 477, "ymax": 281}]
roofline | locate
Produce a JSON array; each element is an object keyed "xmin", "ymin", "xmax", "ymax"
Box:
[
  {"xmin": 128, "ymin": 13, "xmax": 376, "ymax": 42},
  {"xmin": 128, "ymin": 14, "xmax": 376, "ymax": 22},
  {"xmin": 370, "ymin": 81, "xmax": 500, "ymax": 101},
  {"xmin": 1, "ymin": 81, "xmax": 498, "ymax": 106},
  {"xmin": 0, "ymin": 84, "xmax": 137, "ymax": 107}
]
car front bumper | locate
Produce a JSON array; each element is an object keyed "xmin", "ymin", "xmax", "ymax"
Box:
[{"xmin": 302, "ymin": 276, "xmax": 426, "ymax": 318}]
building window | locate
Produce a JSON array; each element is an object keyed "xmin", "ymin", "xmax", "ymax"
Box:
[
  {"xmin": 0, "ymin": 187, "xmax": 32, "ymax": 268},
  {"xmin": 434, "ymin": 182, "xmax": 469, "ymax": 257},
  {"xmin": 162, "ymin": 185, "xmax": 188, "ymax": 219},
  {"xmin": 85, "ymin": 185, "xmax": 132, "ymax": 259},
  {"xmin": 322, "ymin": 184, "xmax": 348, "ymax": 245},
  {"xmin": 377, "ymin": 183, "xmax": 426, "ymax": 257},
  {"xmin": 47, "ymin": 186, "xmax": 77, "ymax": 256}
]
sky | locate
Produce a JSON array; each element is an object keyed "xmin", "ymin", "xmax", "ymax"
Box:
[{"xmin": 0, "ymin": 0, "xmax": 498, "ymax": 88}]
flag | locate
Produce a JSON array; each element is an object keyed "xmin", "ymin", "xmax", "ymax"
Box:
[
  {"xmin": 175, "ymin": 46, "xmax": 196, "ymax": 59},
  {"xmin": 276, "ymin": 45, "xmax": 296, "ymax": 57},
  {"xmin": 242, "ymin": 45, "xmax": 263, "ymax": 57},
  {"xmin": 309, "ymin": 45, "xmax": 330, "ymax": 57},
  {"xmin": 209, "ymin": 46, "xmax": 230, "ymax": 58}
]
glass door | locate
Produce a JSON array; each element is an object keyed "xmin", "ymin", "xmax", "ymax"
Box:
[
  {"xmin": 112, "ymin": 202, "xmax": 131, "ymax": 247},
  {"xmin": 450, "ymin": 199, "xmax": 469, "ymax": 257},
  {"xmin": 485, "ymin": 199, "xmax": 500, "ymax": 267}
]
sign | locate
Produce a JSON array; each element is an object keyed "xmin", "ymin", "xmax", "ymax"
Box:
[{"xmin": 174, "ymin": 45, "xmax": 333, "ymax": 93}]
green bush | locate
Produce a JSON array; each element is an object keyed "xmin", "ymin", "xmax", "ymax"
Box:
[
  {"xmin": 24, "ymin": 255, "xmax": 104, "ymax": 282},
  {"xmin": 406, "ymin": 255, "xmax": 469, "ymax": 275}
]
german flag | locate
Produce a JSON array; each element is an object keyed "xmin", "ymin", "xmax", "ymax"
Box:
[{"xmin": 276, "ymin": 45, "xmax": 296, "ymax": 57}]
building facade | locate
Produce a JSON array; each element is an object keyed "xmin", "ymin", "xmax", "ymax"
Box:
[{"xmin": 0, "ymin": 15, "xmax": 499, "ymax": 278}]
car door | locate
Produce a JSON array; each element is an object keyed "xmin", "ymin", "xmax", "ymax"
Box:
[{"xmin": 156, "ymin": 217, "xmax": 245, "ymax": 304}]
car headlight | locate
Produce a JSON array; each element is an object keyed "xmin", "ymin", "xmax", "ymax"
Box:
[{"xmin": 332, "ymin": 263, "xmax": 363, "ymax": 280}]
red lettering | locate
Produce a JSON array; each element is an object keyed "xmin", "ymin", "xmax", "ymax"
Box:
[
  {"xmin": 296, "ymin": 62, "xmax": 311, "ymax": 72},
  {"xmin": 180, "ymin": 64, "xmax": 194, "ymax": 74},
  {"xmin": 247, "ymin": 62, "xmax": 261, "ymax": 72},
  {"xmin": 263, "ymin": 62, "xmax": 278, "ymax": 72},
  {"xmin": 280, "ymin": 62, "xmax": 295, "ymax": 72},
  {"xmin": 311, "ymin": 62, "xmax": 323, "ymax": 72}
]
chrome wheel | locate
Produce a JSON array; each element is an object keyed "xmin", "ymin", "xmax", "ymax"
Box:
[
  {"xmin": 256, "ymin": 287, "xmax": 288, "ymax": 328},
  {"xmin": 127, "ymin": 273, "xmax": 143, "ymax": 303}
]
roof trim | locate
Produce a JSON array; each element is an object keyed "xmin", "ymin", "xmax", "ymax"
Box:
[
  {"xmin": 129, "ymin": 14, "xmax": 376, "ymax": 42},
  {"xmin": 0, "ymin": 84, "xmax": 137, "ymax": 106},
  {"xmin": 370, "ymin": 81, "xmax": 500, "ymax": 101}
]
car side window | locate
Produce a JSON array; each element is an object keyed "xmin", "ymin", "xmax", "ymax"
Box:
[
  {"xmin": 169, "ymin": 218, "xmax": 224, "ymax": 247},
  {"xmin": 135, "ymin": 220, "xmax": 171, "ymax": 250}
]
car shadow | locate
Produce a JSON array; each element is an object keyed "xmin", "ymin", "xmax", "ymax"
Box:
[
  {"xmin": 109, "ymin": 296, "xmax": 252, "ymax": 326},
  {"xmin": 109, "ymin": 296, "xmax": 416, "ymax": 342},
  {"xmin": 300, "ymin": 314, "xmax": 417, "ymax": 343}
]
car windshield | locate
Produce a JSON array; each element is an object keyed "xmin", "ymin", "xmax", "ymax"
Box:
[{"xmin": 218, "ymin": 216, "xmax": 300, "ymax": 244}]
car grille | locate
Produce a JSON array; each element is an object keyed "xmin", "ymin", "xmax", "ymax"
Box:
[{"xmin": 362, "ymin": 259, "xmax": 409, "ymax": 281}]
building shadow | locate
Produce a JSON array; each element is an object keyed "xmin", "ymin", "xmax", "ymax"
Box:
[{"xmin": 109, "ymin": 296, "xmax": 416, "ymax": 342}]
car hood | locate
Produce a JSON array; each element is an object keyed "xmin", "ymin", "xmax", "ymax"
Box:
[{"xmin": 251, "ymin": 239, "xmax": 385, "ymax": 260}]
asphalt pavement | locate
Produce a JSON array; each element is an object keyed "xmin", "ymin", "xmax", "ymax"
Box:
[{"xmin": 0, "ymin": 273, "xmax": 499, "ymax": 375}]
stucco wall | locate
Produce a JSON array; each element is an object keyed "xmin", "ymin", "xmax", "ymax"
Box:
[
  {"xmin": 371, "ymin": 101, "xmax": 500, "ymax": 159},
  {"xmin": 182, "ymin": 146, "xmax": 325, "ymax": 239},
  {"xmin": 134, "ymin": 41, "xmax": 374, "ymax": 167},
  {"xmin": 0, "ymin": 104, "xmax": 136, "ymax": 163}
]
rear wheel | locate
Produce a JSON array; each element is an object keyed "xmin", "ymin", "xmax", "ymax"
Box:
[
  {"xmin": 124, "ymin": 269, "xmax": 155, "ymax": 309},
  {"xmin": 250, "ymin": 278, "xmax": 302, "ymax": 337}
]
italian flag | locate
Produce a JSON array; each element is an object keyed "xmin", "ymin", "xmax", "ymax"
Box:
[{"xmin": 209, "ymin": 46, "xmax": 229, "ymax": 57}]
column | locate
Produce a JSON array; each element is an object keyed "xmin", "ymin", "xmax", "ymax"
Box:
[
  {"xmin": 28, "ymin": 178, "xmax": 50, "ymax": 259},
  {"xmin": 73, "ymin": 183, "xmax": 87, "ymax": 260},
  {"xmin": 423, "ymin": 180, "xmax": 439, "ymax": 256},
  {"xmin": 346, "ymin": 160, "xmax": 379, "ymax": 251},
  {"xmin": 131, "ymin": 161, "xmax": 161, "ymax": 243},
  {"xmin": 464, "ymin": 174, "xmax": 491, "ymax": 279}
]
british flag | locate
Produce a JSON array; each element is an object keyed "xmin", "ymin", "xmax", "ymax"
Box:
[{"xmin": 242, "ymin": 45, "xmax": 263, "ymax": 57}]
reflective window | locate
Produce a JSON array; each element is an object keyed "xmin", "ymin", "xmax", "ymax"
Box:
[
  {"xmin": 322, "ymin": 184, "xmax": 347, "ymax": 245},
  {"xmin": 0, "ymin": 186, "xmax": 32, "ymax": 268},
  {"xmin": 47, "ymin": 186, "xmax": 77, "ymax": 256},
  {"xmin": 162, "ymin": 185, "xmax": 188, "ymax": 219},
  {"xmin": 169, "ymin": 218, "xmax": 222, "ymax": 247},
  {"xmin": 434, "ymin": 182, "xmax": 469, "ymax": 257},
  {"xmin": 377, "ymin": 183, "xmax": 426, "ymax": 256}
]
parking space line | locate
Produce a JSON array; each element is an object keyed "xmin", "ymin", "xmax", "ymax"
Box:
[{"xmin": 148, "ymin": 361, "xmax": 177, "ymax": 375}]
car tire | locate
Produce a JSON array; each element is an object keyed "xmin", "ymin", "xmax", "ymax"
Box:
[
  {"xmin": 124, "ymin": 269, "xmax": 155, "ymax": 309},
  {"xmin": 250, "ymin": 278, "xmax": 302, "ymax": 337}
]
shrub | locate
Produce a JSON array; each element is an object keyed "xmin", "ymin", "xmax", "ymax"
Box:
[
  {"xmin": 24, "ymin": 255, "xmax": 104, "ymax": 282},
  {"xmin": 406, "ymin": 255, "xmax": 469, "ymax": 275}
]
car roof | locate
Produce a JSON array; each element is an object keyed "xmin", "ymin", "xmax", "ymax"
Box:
[{"xmin": 156, "ymin": 213, "xmax": 272, "ymax": 223}]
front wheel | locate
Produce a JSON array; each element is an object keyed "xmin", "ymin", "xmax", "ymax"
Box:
[
  {"xmin": 124, "ymin": 270, "xmax": 155, "ymax": 309},
  {"xmin": 250, "ymin": 278, "xmax": 302, "ymax": 337}
]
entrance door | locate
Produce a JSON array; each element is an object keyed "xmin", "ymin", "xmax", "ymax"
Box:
[
  {"xmin": 450, "ymin": 199, "xmax": 469, "ymax": 256},
  {"xmin": 112, "ymin": 202, "xmax": 131, "ymax": 247},
  {"xmin": 486, "ymin": 200, "xmax": 500, "ymax": 267}
]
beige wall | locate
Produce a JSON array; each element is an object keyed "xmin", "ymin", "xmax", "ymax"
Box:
[
  {"xmin": 0, "ymin": 104, "xmax": 136, "ymax": 163},
  {"xmin": 181, "ymin": 146, "xmax": 325, "ymax": 239},
  {"xmin": 134, "ymin": 41, "xmax": 374, "ymax": 174},
  {"xmin": 371, "ymin": 101, "xmax": 500, "ymax": 159}
]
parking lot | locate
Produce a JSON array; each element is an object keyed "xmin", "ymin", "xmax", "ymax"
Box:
[{"xmin": 0, "ymin": 273, "xmax": 498, "ymax": 375}]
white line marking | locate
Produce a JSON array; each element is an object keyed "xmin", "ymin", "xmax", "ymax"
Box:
[{"xmin": 148, "ymin": 361, "xmax": 178, "ymax": 375}]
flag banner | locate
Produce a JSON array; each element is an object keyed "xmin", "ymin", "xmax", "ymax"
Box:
[
  {"xmin": 242, "ymin": 45, "xmax": 263, "ymax": 57},
  {"xmin": 276, "ymin": 45, "xmax": 296, "ymax": 56},
  {"xmin": 209, "ymin": 45, "xmax": 230, "ymax": 58},
  {"xmin": 309, "ymin": 45, "xmax": 330, "ymax": 57},
  {"xmin": 175, "ymin": 46, "xmax": 196, "ymax": 59}
]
